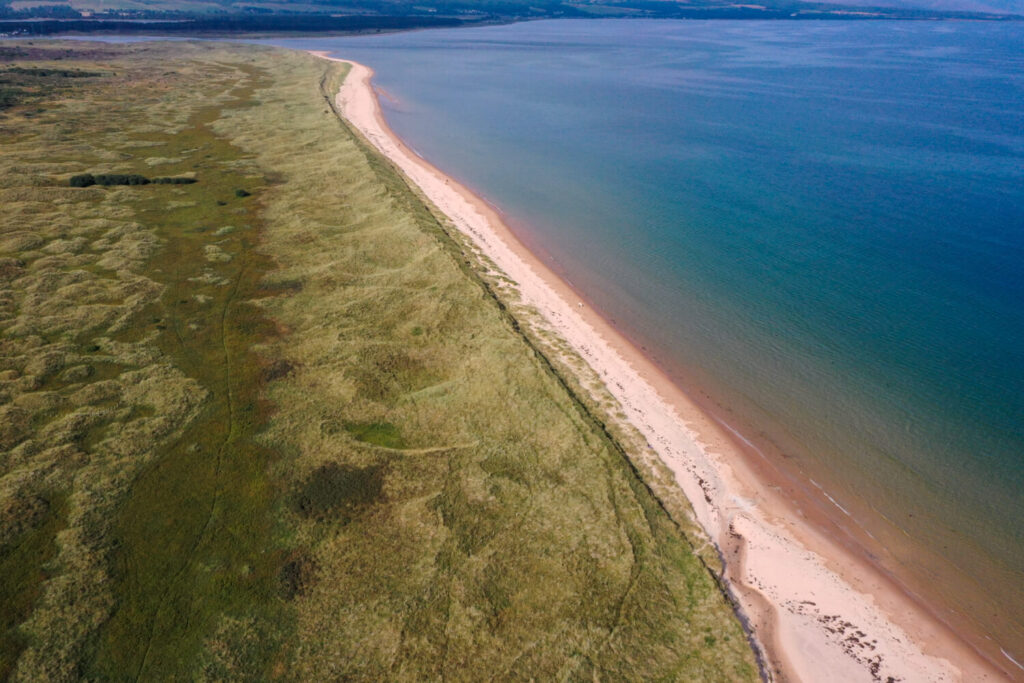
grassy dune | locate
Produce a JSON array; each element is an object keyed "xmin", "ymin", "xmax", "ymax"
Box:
[{"xmin": 0, "ymin": 41, "xmax": 758, "ymax": 680}]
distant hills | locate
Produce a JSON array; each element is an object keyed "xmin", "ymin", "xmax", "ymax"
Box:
[
  {"xmin": 0, "ymin": 0, "xmax": 1019, "ymax": 35},
  {"xmin": 817, "ymin": 0, "xmax": 1021, "ymax": 17}
]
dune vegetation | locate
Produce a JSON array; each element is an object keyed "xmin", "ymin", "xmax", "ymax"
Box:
[{"xmin": 0, "ymin": 40, "xmax": 758, "ymax": 680}]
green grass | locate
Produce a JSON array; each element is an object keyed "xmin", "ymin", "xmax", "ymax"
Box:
[
  {"xmin": 345, "ymin": 421, "xmax": 406, "ymax": 449},
  {"xmin": 85, "ymin": 72, "xmax": 293, "ymax": 680},
  {"xmin": 0, "ymin": 40, "xmax": 759, "ymax": 680},
  {"xmin": 0, "ymin": 492, "xmax": 66, "ymax": 681},
  {"xmin": 0, "ymin": 44, "xmax": 291, "ymax": 679}
]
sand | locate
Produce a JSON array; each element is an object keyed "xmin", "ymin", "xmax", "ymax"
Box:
[{"xmin": 317, "ymin": 53, "xmax": 1011, "ymax": 682}]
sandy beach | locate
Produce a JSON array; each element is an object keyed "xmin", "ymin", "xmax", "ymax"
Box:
[{"xmin": 317, "ymin": 53, "xmax": 1010, "ymax": 682}]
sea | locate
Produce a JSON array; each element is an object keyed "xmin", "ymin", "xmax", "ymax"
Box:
[
  {"xmin": 271, "ymin": 20, "xmax": 1024, "ymax": 664},
  {"xmin": 74, "ymin": 19, "xmax": 1024, "ymax": 666}
]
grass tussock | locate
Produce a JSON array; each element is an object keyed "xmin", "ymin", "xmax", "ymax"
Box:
[{"xmin": 0, "ymin": 39, "xmax": 758, "ymax": 680}]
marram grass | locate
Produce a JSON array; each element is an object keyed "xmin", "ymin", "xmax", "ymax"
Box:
[{"xmin": 0, "ymin": 40, "xmax": 758, "ymax": 680}]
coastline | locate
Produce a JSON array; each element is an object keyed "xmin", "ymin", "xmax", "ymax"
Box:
[{"xmin": 316, "ymin": 53, "xmax": 1009, "ymax": 682}]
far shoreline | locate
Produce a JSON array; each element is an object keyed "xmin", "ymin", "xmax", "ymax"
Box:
[{"xmin": 315, "ymin": 52, "xmax": 1013, "ymax": 681}]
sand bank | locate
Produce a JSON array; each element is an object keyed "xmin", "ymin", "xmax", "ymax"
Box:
[{"xmin": 317, "ymin": 53, "xmax": 1008, "ymax": 682}]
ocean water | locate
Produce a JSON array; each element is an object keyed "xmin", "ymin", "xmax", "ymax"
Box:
[{"xmin": 266, "ymin": 21, "xmax": 1024, "ymax": 660}]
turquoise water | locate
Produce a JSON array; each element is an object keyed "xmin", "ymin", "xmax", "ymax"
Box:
[{"xmin": 266, "ymin": 21, "xmax": 1024, "ymax": 659}]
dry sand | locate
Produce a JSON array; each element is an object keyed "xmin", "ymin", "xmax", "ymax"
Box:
[{"xmin": 318, "ymin": 53, "xmax": 1010, "ymax": 682}]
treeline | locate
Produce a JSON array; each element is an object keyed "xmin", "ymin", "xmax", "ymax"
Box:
[
  {"xmin": 0, "ymin": 4, "xmax": 80, "ymax": 18},
  {"xmin": 0, "ymin": 67, "xmax": 103, "ymax": 110},
  {"xmin": 1, "ymin": 66, "xmax": 102, "ymax": 78},
  {"xmin": 0, "ymin": 0, "xmax": 1017, "ymax": 34},
  {"xmin": 0, "ymin": 14, "xmax": 463, "ymax": 36},
  {"xmin": 70, "ymin": 173, "xmax": 197, "ymax": 187}
]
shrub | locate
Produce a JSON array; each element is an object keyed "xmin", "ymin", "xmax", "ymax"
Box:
[
  {"xmin": 0, "ymin": 86, "xmax": 22, "ymax": 110},
  {"xmin": 234, "ymin": 188, "xmax": 251, "ymax": 197},
  {"xmin": 70, "ymin": 173, "xmax": 155, "ymax": 187},
  {"xmin": 2, "ymin": 67, "xmax": 101, "ymax": 78},
  {"xmin": 95, "ymin": 173, "xmax": 149, "ymax": 186},
  {"xmin": 152, "ymin": 176, "xmax": 197, "ymax": 185}
]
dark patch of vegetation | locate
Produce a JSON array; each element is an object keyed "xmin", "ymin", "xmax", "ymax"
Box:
[
  {"xmin": 292, "ymin": 463, "xmax": 385, "ymax": 521},
  {"xmin": 234, "ymin": 188, "xmax": 251, "ymax": 197},
  {"xmin": 261, "ymin": 359, "xmax": 294, "ymax": 383},
  {"xmin": 278, "ymin": 551, "xmax": 316, "ymax": 600},
  {"xmin": 0, "ymin": 87, "xmax": 20, "ymax": 110},
  {"xmin": 260, "ymin": 279, "xmax": 303, "ymax": 296},
  {"xmin": 0, "ymin": 45, "xmax": 121, "ymax": 63},
  {"xmin": 70, "ymin": 173, "xmax": 196, "ymax": 187},
  {"xmin": 152, "ymin": 176, "xmax": 197, "ymax": 184},
  {"xmin": 69, "ymin": 173, "xmax": 150, "ymax": 187},
  {"xmin": 95, "ymin": 173, "xmax": 150, "ymax": 186},
  {"xmin": 0, "ymin": 67, "xmax": 102, "ymax": 79},
  {"xmin": 0, "ymin": 65, "xmax": 105, "ymax": 111}
]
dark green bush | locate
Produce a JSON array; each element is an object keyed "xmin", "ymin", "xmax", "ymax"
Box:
[
  {"xmin": 70, "ymin": 173, "xmax": 154, "ymax": 187},
  {"xmin": 2, "ymin": 67, "xmax": 101, "ymax": 78},
  {"xmin": 152, "ymin": 176, "xmax": 197, "ymax": 185},
  {"xmin": 0, "ymin": 87, "xmax": 23, "ymax": 110},
  {"xmin": 234, "ymin": 188, "xmax": 251, "ymax": 197},
  {"xmin": 95, "ymin": 173, "xmax": 149, "ymax": 186}
]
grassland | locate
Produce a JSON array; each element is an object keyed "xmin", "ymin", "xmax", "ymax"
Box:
[{"xmin": 0, "ymin": 40, "xmax": 759, "ymax": 679}]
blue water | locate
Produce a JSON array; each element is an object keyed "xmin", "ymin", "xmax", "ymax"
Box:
[{"xmin": 262, "ymin": 21, "xmax": 1024, "ymax": 659}]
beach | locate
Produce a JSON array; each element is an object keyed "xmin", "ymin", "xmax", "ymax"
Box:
[{"xmin": 316, "ymin": 54, "xmax": 1010, "ymax": 682}]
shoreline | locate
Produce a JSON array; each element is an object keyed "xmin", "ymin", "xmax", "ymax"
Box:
[{"xmin": 317, "ymin": 52, "xmax": 1009, "ymax": 681}]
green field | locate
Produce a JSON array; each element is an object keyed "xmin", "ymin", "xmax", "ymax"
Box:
[{"xmin": 0, "ymin": 40, "xmax": 759, "ymax": 680}]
